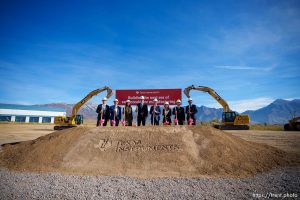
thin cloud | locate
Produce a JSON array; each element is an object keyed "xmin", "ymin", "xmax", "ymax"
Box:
[
  {"xmin": 206, "ymin": 97, "xmax": 274, "ymax": 113},
  {"xmin": 229, "ymin": 97, "xmax": 274, "ymax": 112},
  {"xmin": 215, "ymin": 65, "xmax": 275, "ymax": 72},
  {"xmin": 284, "ymin": 97, "xmax": 300, "ymax": 101}
]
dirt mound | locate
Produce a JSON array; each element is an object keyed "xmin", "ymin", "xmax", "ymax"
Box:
[{"xmin": 0, "ymin": 126, "xmax": 298, "ymax": 178}]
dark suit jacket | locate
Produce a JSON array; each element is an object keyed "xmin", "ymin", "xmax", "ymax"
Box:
[
  {"xmin": 123, "ymin": 106, "xmax": 133, "ymax": 121},
  {"xmin": 109, "ymin": 105, "xmax": 122, "ymax": 121},
  {"xmin": 185, "ymin": 104, "xmax": 198, "ymax": 119},
  {"xmin": 150, "ymin": 105, "xmax": 161, "ymax": 121},
  {"xmin": 96, "ymin": 104, "xmax": 110, "ymax": 120},
  {"xmin": 162, "ymin": 108, "xmax": 172, "ymax": 123},
  {"xmin": 137, "ymin": 103, "xmax": 148, "ymax": 118},
  {"xmin": 172, "ymin": 106, "xmax": 185, "ymax": 121}
]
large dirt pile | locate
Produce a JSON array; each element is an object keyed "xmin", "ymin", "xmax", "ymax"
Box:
[{"xmin": 0, "ymin": 126, "xmax": 298, "ymax": 178}]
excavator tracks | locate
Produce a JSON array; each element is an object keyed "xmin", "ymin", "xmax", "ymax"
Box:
[{"xmin": 214, "ymin": 124, "xmax": 250, "ymax": 130}]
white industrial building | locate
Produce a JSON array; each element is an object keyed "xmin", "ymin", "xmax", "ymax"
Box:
[{"xmin": 0, "ymin": 104, "xmax": 66, "ymax": 123}]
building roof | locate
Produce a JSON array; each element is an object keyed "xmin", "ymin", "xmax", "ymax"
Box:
[{"xmin": 0, "ymin": 103, "xmax": 65, "ymax": 112}]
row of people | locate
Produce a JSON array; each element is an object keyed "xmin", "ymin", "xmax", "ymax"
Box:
[{"xmin": 96, "ymin": 96, "xmax": 198, "ymax": 126}]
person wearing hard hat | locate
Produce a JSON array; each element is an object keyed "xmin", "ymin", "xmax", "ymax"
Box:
[
  {"xmin": 162, "ymin": 101, "xmax": 172, "ymax": 125},
  {"xmin": 123, "ymin": 99, "xmax": 133, "ymax": 126},
  {"xmin": 150, "ymin": 98, "xmax": 161, "ymax": 125},
  {"xmin": 172, "ymin": 99, "xmax": 185, "ymax": 125},
  {"xmin": 136, "ymin": 96, "xmax": 148, "ymax": 126},
  {"xmin": 186, "ymin": 98, "xmax": 198, "ymax": 125},
  {"xmin": 96, "ymin": 97, "xmax": 110, "ymax": 126},
  {"xmin": 110, "ymin": 99, "xmax": 122, "ymax": 126}
]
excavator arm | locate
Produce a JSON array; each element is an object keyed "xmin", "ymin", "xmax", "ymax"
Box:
[
  {"xmin": 184, "ymin": 85, "xmax": 230, "ymax": 112},
  {"xmin": 70, "ymin": 86, "xmax": 113, "ymax": 121}
]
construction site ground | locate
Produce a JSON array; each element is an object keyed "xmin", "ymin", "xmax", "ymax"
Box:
[
  {"xmin": 0, "ymin": 123, "xmax": 298, "ymax": 153},
  {"xmin": 0, "ymin": 123, "xmax": 299, "ymax": 199}
]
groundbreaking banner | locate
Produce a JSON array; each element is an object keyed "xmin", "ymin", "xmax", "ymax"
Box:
[{"xmin": 116, "ymin": 89, "xmax": 182, "ymax": 105}]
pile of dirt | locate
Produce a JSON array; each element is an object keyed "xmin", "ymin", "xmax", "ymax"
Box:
[{"xmin": 0, "ymin": 126, "xmax": 298, "ymax": 178}]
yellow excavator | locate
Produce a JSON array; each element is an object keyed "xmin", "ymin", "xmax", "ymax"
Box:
[
  {"xmin": 54, "ymin": 86, "xmax": 113, "ymax": 130},
  {"xmin": 184, "ymin": 85, "xmax": 250, "ymax": 130},
  {"xmin": 284, "ymin": 117, "xmax": 300, "ymax": 131}
]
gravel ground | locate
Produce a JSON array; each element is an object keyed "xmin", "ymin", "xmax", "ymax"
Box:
[{"xmin": 0, "ymin": 167, "xmax": 299, "ymax": 200}]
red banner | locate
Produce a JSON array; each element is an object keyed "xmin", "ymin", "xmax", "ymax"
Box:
[{"xmin": 116, "ymin": 89, "xmax": 182, "ymax": 105}]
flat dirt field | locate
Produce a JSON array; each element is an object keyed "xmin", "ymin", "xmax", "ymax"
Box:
[
  {"xmin": 0, "ymin": 123, "xmax": 55, "ymax": 145},
  {"xmin": 0, "ymin": 122, "xmax": 96, "ymax": 145},
  {"xmin": 225, "ymin": 130, "xmax": 300, "ymax": 153}
]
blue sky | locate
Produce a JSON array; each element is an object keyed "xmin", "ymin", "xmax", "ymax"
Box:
[{"xmin": 0, "ymin": 0, "xmax": 299, "ymax": 112}]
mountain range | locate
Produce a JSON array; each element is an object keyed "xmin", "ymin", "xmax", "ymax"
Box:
[
  {"xmin": 243, "ymin": 99, "xmax": 300, "ymax": 124},
  {"xmin": 39, "ymin": 99, "xmax": 300, "ymax": 124}
]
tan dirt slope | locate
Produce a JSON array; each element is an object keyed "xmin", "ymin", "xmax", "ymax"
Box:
[{"xmin": 0, "ymin": 126, "xmax": 298, "ymax": 178}]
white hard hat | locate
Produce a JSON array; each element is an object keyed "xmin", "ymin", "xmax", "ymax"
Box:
[
  {"xmin": 114, "ymin": 99, "xmax": 119, "ymax": 102},
  {"xmin": 126, "ymin": 99, "xmax": 130, "ymax": 103},
  {"xmin": 176, "ymin": 99, "xmax": 181, "ymax": 103},
  {"xmin": 102, "ymin": 97, "xmax": 107, "ymax": 101},
  {"xmin": 164, "ymin": 101, "xmax": 169, "ymax": 105},
  {"xmin": 153, "ymin": 98, "xmax": 158, "ymax": 102},
  {"xmin": 188, "ymin": 98, "xmax": 193, "ymax": 101},
  {"xmin": 140, "ymin": 96, "xmax": 145, "ymax": 100}
]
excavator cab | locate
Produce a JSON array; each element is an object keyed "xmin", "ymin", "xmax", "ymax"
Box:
[
  {"xmin": 75, "ymin": 115, "xmax": 83, "ymax": 125},
  {"xmin": 221, "ymin": 111, "xmax": 250, "ymax": 130},
  {"xmin": 222, "ymin": 112, "xmax": 237, "ymax": 123}
]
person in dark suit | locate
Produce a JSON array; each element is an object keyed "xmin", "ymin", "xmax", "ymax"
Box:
[
  {"xmin": 136, "ymin": 96, "xmax": 148, "ymax": 126},
  {"xmin": 162, "ymin": 101, "xmax": 172, "ymax": 125},
  {"xmin": 173, "ymin": 99, "xmax": 185, "ymax": 125},
  {"xmin": 110, "ymin": 99, "xmax": 122, "ymax": 126},
  {"xmin": 150, "ymin": 98, "xmax": 161, "ymax": 125},
  {"xmin": 186, "ymin": 98, "xmax": 198, "ymax": 125},
  {"xmin": 123, "ymin": 99, "xmax": 133, "ymax": 126},
  {"xmin": 96, "ymin": 97, "xmax": 110, "ymax": 126}
]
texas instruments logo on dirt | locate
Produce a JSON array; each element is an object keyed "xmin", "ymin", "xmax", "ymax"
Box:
[
  {"xmin": 94, "ymin": 138, "xmax": 112, "ymax": 151},
  {"xmin": 94, "ymin": 138, "xmax": 180, "ymax": 153}
]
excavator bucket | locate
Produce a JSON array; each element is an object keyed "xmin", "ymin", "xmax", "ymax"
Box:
[
  {"xmin": 183, "ymin": 87, "xmax": 191, "ymax": 98},
  {"xmin": 106, "ymin": 87, "xmax": 113, "ymax": 99},
  {"xmin": 184, "ymin": 85, "xmax": 198, "ymax": 98}
]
